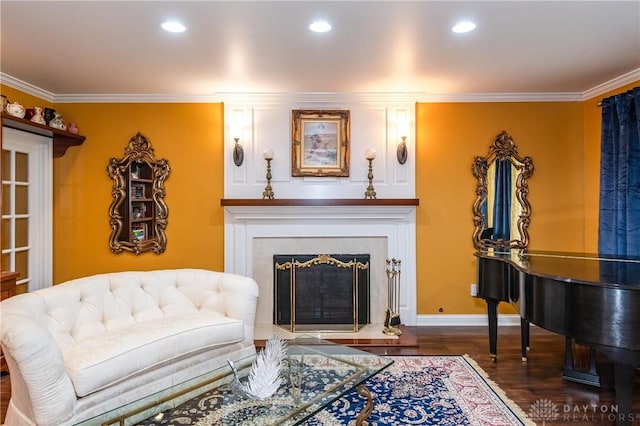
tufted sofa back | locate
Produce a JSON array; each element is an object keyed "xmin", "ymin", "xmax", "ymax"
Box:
[{"xmin": 2, "ymin": 269, "xmax": 256, "ymax": 353}]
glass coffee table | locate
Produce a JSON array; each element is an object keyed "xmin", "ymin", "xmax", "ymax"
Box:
[{"xmin": 79, "ymin": 336, "xmax": 393, "ymax": 426}]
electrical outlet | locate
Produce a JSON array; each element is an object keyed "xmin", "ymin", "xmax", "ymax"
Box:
[{"xmin": 470, "ymin": 283, "xmax": 478, "ymax": 296}]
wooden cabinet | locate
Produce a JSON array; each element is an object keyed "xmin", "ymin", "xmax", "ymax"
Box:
[{"xmin": 1, "ymin": 271, "xmax": 18, "ymax": 374}]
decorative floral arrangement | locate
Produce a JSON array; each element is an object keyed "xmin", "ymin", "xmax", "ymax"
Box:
[{"xmin": 228, "ymin": 335, "xmax": 287, "ymax": 400}]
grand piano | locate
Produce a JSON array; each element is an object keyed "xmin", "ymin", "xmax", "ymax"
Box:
[{"xmin": 476, "ymin": 249, "xmax": 640, "ymax": 425}]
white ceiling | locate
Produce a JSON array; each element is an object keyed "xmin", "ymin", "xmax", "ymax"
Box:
[{"xmin": 1, "ymin": 1, "xmax": 639, "ymax": 100}]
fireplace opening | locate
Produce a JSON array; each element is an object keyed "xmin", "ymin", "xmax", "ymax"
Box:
[{"xmin": 273, "ymin": 254, "xmax": 370, "ymax": 332}]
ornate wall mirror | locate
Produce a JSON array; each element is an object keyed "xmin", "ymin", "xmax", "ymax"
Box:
[
  {"xmin": 472, "ymin": 131, "xmax": 534, "ymax": 250},
  {"xmin": 107, "ymin": 133, "xmax": 170, "ymax": 254}
]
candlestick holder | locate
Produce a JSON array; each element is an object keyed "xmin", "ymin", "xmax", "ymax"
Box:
[
  {"xmin": 262, "ymin": 158, "xmax": 275, "ymax": 199},
  {"xmin": 364, "ymin": 158, "xmax": 376, "ymax": 199}
]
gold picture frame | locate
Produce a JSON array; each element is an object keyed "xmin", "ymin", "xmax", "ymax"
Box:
[{"xmin": 291, "ymin": 109, "xmax": 350, "ymax": 177}]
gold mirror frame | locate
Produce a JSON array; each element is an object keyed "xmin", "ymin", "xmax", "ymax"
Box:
[
  {"xmin": 107, "ymin": 133, "xmax": 170, "ymax": 254},
  {"xmin": 472, "ymin": 131, "xmax": 534, "ymax": 250}
]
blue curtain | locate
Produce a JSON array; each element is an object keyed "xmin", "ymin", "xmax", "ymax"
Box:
[
  {"xmin": 493, "ymin": 159, "xmax": 512, "ymax": 240},
  {"xmin": 598, "ymin": 87, "xmax": 640, "ymax": 256}
]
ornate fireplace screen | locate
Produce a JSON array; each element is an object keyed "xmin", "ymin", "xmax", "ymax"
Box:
[{"xmin": 274, "ymin": 254, "xmax": 370, "ymax": 332}]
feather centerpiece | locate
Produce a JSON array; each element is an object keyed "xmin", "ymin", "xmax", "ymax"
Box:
[{"xmin": 228, "ymin": 335, "xmax": 287, "ymax": 400}]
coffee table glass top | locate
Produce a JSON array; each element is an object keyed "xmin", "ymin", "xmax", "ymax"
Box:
[{"xmin": 212, "ymin": 336, "xmax": 394, "ymax": 425}]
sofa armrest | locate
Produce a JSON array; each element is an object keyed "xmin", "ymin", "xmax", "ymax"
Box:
[
  {"xmin": 1, "ymin": 312, "xmax": 76, "ymax": 425},
  {"xmin": 216, "ymin": 274, "xmax": 260, "ymax": 342}
]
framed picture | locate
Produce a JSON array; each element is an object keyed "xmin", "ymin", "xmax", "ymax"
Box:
[{"xmin": 291, "ymin": 110, "xmax": 350, "ymax": 177}]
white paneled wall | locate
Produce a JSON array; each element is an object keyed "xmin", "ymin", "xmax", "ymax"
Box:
[{"xmin": 223, "ymin": 93, "xmax": 416, "ymax": 199}]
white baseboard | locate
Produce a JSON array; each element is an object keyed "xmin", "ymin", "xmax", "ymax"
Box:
[{"xmin": 416, "ymin": 314, "xmax": 522, "ymax": 327}]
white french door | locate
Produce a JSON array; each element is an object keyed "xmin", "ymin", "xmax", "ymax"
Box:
[{"xmin": 1, "ymin": 127, "xmax": 52, "ymax": 292}]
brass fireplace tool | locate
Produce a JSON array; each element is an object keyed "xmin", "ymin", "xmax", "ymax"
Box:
[{"xmin": 383, "ymin": 258, "xmax": 402, "ymax": 335}]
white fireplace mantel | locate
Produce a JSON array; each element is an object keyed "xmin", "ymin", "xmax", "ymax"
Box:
[{"xmin": 223, "ymin": 199, "xmax": 418, "ymax": 327}]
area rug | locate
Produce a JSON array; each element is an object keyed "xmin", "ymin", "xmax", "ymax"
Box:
[{"xmin": 136, "ymin": 355, "xmax": 534, "ymax": 426}]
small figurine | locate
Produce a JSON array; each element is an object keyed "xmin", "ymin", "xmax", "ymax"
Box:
[
  {"xmin": 49, "ymin": 112, "xmax": 67, "ymax": 131},
  {"xmin": 67, "ymin": 122, "xmax": 79, "ymax": 134}
]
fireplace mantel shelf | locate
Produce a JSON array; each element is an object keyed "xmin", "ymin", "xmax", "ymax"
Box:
[{"xmin": 221, "ymin": 198, "xmax": 419, "ymax": 207}]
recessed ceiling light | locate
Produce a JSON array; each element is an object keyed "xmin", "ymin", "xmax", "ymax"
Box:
[
  {"xmin": 162, "ymin": 21, "xmax": 186, "ymax": 33},
  {"xmin": 309, "ymin": 20, "xmax": 331, "ymax": 33},
  {"xmin": 452, "ymin": 21, "xmax": 476, "ymax": 34}
]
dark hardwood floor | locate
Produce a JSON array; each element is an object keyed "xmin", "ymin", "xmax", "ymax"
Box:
[{"xmin": 2, "ymin": 326, "xmax": 638, "ymax": 425}]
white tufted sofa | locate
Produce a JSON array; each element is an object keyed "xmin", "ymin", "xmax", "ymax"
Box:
[{"xmin": 0, "ymin": 268, "xmax": 259, "ymax": 426}]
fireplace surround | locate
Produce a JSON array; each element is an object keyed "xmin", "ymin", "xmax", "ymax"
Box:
[{"xmin": 222, "ymin": 199, "xmax": 418, "ymax": 332}]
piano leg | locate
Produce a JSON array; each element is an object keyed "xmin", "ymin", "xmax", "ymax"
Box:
[
  {"xmin": 562, "ymin": 338, "xmax": 601, "ymax": 387},
  {"xmin": 487, "ymin": 298, "xmax": 498, "ymax": 362},
  {"xmin": 614, "ymin": 363, "xmax": 634, "ymax": 426},
  {"xmin": 520, "ymin": 318, "xmax": 529, "ymax": 361}
]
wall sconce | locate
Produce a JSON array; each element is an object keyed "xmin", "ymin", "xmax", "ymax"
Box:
[
  {"xmin": 232, "ymin": 137, "xmax": 244, "ymax": 166},
  {"xmin": 396, "ymin": 135, "xmax": 408, "ymax": 165}
]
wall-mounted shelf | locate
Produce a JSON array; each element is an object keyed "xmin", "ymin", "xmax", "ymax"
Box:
[
  {"xmin": 221, "ymin": 198, "xmax": 419, "ymax": 207},
  {"xmin": 1, "ymin": 112, "xmax": 86, "ymax": 158}
]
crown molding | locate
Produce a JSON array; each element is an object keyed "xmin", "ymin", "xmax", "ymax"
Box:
[
  {"xmin": 0, "ymin": 73, "xmax": 55, "ymax": 103},
  {"xmin": 216, "ymin": 91, "xmax": 423, "ymax": 105},
  {"xmin": 2, "ymin": 70, "xmax": 637, "ymax": 105},
  {"xmin": 52, "ymin": 93, "xmax": 223, "ymax": 103},
  {"xmin": 581, "ymin": 68, "xmax": 640, "ymax": 101},
  {"xmin": 421, "ymin": 92, "xmax": 582, "ymax": 103}
]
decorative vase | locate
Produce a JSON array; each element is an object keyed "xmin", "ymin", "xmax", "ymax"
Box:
[
  {"xmin": 31, "ymin": 107, "xmax": 46, "ymax": 125},
  {"xmin": 67, "ymin": 122, "xmax": 78, "ymax": 134},
  {"xmin": 49, "ymin": 112, "xmax": 67, "ymax": 131},
  {"xmin": 44, "ymin": 108, "xmax": 56, "ymax": 125}
]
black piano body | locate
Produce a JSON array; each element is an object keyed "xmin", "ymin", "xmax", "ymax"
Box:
[{"xmin": 476, "ymin": 250, "xmax": 640, "ymax": 424}]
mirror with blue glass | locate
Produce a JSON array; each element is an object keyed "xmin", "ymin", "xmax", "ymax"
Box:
[{"xmin": 472, "ymin": 131, "xmax": 534, "ymax": 250}]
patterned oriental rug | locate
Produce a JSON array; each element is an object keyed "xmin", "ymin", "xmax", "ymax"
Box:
[{"xmin": 137, "ymin": 355, "xmax": 535, "ymax": 426}]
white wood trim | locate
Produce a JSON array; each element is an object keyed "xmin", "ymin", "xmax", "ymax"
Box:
[
  {"xmin": 416, "ymin": 313, "xmax": 522, "ymax": 327},
  {"xmin": 1, "ymin": 128, "xmax": 52, "ymax": 291}
]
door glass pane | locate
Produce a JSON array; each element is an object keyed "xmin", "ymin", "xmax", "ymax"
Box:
[
  {"xmin": 15, "ymin": 217, "xmax": 28, "ymax": 248},
  {"xmin": 1, "ymin": 149, "xmax": 9, "ymax": 180},
  {"xmin": 15, "ymin": 185, "xmax": 28, "ymax": 214},
  {"xmin": 2, "ymin": 184, "xmax": 9, "ymax": 215},
  {"xmin": 15, "ymin": 152, "xmax": 28, "ymax": 182},
  {"xmin": 1, "ymin": 253, "xmax": 9, "ymax": 271},
  {"xmin": 1, "ymin": 218, "xmax": 10, "ymax": 249},
  {"xmin": 15, "ymin": 250, "xmax": 28, "ymax": 282}
]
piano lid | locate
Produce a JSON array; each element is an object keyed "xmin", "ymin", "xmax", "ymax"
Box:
[{"xmin": 475, "ymin": 249, "xmax": 640, "ymax": 289}]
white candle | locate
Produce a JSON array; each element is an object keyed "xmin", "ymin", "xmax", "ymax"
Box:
[
  {"xmin": 365, "ymin": 148, "xmax": 376, "ymax": 160},
  {"xmin": 263, "ymin": 149, "xmax": 274, "ymax": 160}
]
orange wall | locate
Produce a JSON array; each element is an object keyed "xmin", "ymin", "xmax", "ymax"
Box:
[
  {"xmin": 2, "ymin": 82, "xmax": 638, "ymax": 314},
  {"xmin": 1, "ymin": 86, "xmax": 53, "ymax": 111},
  {"xmin": 416, "ymin": 102, "xmax": 585, "ymax": 315},
  {"xmin": 49, "ymin": 102, "xmax": 226, "ymax": 282}
]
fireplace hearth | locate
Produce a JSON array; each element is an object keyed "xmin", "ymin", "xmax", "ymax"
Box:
[{"xmin": 274, "ymin": 254, "xmax": 370, "ymax": 332}]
